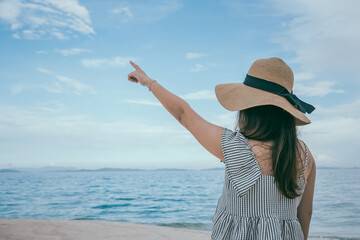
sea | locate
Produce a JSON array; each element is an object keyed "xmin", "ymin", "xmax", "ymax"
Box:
[{"xmin": 0, "ymin": 168, "xmax": 359, "ymax": 239}]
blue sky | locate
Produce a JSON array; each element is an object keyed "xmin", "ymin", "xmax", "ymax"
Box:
[{"xmin": 0, "ymin": 0, "xmax": 359, "ymax": 169}]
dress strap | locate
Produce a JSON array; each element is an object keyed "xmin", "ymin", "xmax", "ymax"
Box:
[{"xmin": 299, "ymin": 140, "xmax": 308, "ymax": 179}]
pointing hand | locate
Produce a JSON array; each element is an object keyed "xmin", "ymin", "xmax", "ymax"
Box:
[{"xmin": 128, "ymin": 61, "xmax": 153, "ymax": 88}]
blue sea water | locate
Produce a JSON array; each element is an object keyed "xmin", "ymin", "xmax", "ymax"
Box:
[{"xmin": 0, "ymin": 168, "xmax": 359, "ymax": 239}]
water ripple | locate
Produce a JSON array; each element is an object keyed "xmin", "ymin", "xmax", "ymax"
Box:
[
  {"xmin": 0, "ymin": 169, "xmax": 359, "ymax": 239},
  {"xmin": 92, "ymin": 203, "xmax": 132, "ymax": 209}
]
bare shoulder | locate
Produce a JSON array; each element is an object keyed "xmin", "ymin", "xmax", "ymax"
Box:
[{"xmin": 298, "ymin": 140, "xmax": 316, "ymax": 181}]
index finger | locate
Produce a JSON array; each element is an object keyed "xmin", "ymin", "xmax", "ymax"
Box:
[{"xmin": 130, "ymin": 61, "xmax": 141, "ymax": 71}]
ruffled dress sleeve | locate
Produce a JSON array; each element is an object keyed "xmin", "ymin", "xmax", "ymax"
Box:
[{"xmin": 222, "ymin": 128, "xmax": 262, "ymax": 198}]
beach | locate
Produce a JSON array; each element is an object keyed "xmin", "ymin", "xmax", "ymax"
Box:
[
  {"xmin": 0, "ymin": 219, "xmax": 211, "ymax": 240},
  {"xmin": 1, "ymin": 169, "xmax": 359, "ymax": 239}
]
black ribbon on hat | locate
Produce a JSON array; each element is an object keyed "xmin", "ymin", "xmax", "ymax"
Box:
[{"xmin": 243, "ymin": 74, "xmax": 315, "ymax": 114}]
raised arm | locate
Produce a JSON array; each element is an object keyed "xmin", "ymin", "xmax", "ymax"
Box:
[{"xmin": 127, "ymin": 61, "xmax": 224, "ymax": 161}]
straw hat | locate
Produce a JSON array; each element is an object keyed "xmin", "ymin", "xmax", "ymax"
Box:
[{"xmin": 215, "ymin": 57, "xmax": 315, "ymax": 126}]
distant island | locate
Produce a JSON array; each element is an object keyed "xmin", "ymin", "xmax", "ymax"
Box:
[
  {"xmin": 72, "ymin": 168, "xmax": 143, "ymax": 172},
  {"xmin": 0, "ymin": 169, "xmax": 20, "ymax": 173}
]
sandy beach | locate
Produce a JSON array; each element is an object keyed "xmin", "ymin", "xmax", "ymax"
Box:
[{"xmin": 0, "ymin": 219, "xmax": 211, "ymax": 240}]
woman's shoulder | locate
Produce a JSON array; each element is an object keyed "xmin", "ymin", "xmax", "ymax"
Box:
[
  {"xmin": 297, "ymin": 140, "xmax": 315, "ymax": 181},
  {"xmin": 222, "ymin": 128, "xmax": 248, "ymax": 145},
  {"xmin": 223, "ymin": 127, "xmax": 244, "ymax": 137}
]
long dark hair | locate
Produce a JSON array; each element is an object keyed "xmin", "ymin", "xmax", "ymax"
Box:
[{"xmin": 237, "ymin": 105, "xmax": 302, "ymax": 199}]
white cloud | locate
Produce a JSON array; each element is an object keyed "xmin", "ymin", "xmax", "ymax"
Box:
[
  {"xmin": 124, "ymin": 89, "xmax": 216, "ymax": 108},
  {"xmin": 186, "ymin": 52, "xmax": 208, "ymax": 59},
  {"xmin": 270, "ymin": 0, "xmax": 360, "ymax": 75},
  {"xmin": 112, "ymin": 7, "xmax": 133, "ymax": 17},
  {"xmin": 297, "ymin": 98, "xmax": 360, "ymax": 167},
  {"xmin": 82, "ymin": 57, "xmax": 131, "ymax": 68},
  {"xmin": 191, "ymin": 64, "xmax": 206, "ymax": 72},
  {"xmin": 0, "ymin": 0, "xmax": 94, "ymax": 40},
  {"xmin": 190, "ymin": 62, "xmax": 218, "ymax": 72},
  {"xmin": 111, "ymin": 7, "xmax": 133, "ymax": 23},
  {"xmin": 35, "ymin": 101, "xmax": 66, "ymax": 112},
  {"xmin": 35, "ymin": 50, "xmax": 48, "ymax": 54},
  {"xmin": 0, "ymin": 105, "xmax": 216, "ymax": 169},
  {"xmin": 56, "ymin": 75, "xmax": 96, "ymax": 95},
  {"xmin": 0, "ymin": 0, "xmax": 21, "ymax": 22},
  {"xmin": 55, "ymin": 48, "xmax": 91, "ymax": 56},
  {"xmin": 295, "ymin": 81, "xmax": 344, "ymax": 97},
  {"xmin": 43, "ymin": 82, "xmax": 63, "ymax": 94},
  {"xmin": 22, "ymin": 29, "xmax": 41, "ymax": 39},
  {"xmin": 111, "ymin": 0, "xmax": 182, "ymax": 24},
  {"xmin": 11, "ymin": 84, "xmax": 28, "ymax": 95},
  {"xmin": 123, "ymin": 99, "xmax": 161, "ymax": 106},
  {"xmin": 300, "ymin": 115, "xmax": 360, "ymax": 167},
  {"xmin": 11, "ymin": 22, "xmax": 22, "ymax": 30},
  {"xmin": 314, "ymin": 99, "xmax": 360, "ymax": 118},
  {"xmin": 51, "ymin": 30, "xmax": 67, "ymax": 40},
  {"xmin": 12, "ymin": 32, "xmax": 20, "ymax": 39},
  {"xmin": 11, "ymin": 68, "xmax": 97, "ymax": 95},
  {"xmin": 37, "ymin": 68, "xmax": 53, "ymax": 74},
  {"xmin": 294, "ymin": 72, "xmax": 314, "ymax": 81},
  {"xmin": 212, "ymin": 112, "xmax": 239, "ymax": 130},
  {"xmin": 181, "ymin": 90, "xmax": 216, "ymax": 100},
  {"xmin": 211, "ymin": 98, "xmax": 360, "ymax": 168}
]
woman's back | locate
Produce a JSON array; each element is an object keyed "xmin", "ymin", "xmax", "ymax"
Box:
[
  {"xmin": 249, "ymin": 137, "xmax": 312, "ymax": 180},
  {"xmin": 212, "ymin": 128, "xmax": 313, "ymax": 240}
]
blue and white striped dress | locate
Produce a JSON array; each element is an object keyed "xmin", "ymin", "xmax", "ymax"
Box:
[{"xmin": 212, "ymin": 128, "xmax": 308, "ymax": 240}]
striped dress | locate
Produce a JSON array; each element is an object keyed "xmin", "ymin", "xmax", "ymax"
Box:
[{"xmin": 212, "ymin": 128, "xmax": 308, "ymax": 240}]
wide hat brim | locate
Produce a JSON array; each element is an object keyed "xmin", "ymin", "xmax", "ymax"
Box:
[{"xmin": 215, "ymin": 83, "xmax": 311, "ymax": 126}]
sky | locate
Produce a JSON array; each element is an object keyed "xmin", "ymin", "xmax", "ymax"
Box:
[{"xmin": 0, "ymin": 0, "xmax": 359, "ymax": 170}]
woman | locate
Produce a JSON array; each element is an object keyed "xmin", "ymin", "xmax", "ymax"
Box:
[{"xmin": 127, "ymin": 57, "xmax": 316, "ymax": 240}]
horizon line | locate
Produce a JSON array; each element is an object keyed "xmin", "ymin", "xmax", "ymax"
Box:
[{"xmin": 1, "ymin": 166, "xmax": 359, "ymax": 172}]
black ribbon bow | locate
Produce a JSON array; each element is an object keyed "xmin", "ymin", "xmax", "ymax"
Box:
[{"xmin": 243, "ymin": 74, "xmax": 315, "ymax": 114}]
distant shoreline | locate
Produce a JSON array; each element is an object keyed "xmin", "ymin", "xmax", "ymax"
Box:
[{"xmin": 0, "ymin": 166, "xmax": 359, "ymax": 173}]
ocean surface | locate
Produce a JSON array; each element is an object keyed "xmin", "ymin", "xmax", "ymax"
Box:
[{"xmin": 0, "ymin": 168, "xmax": 359, "ymax": 239}]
